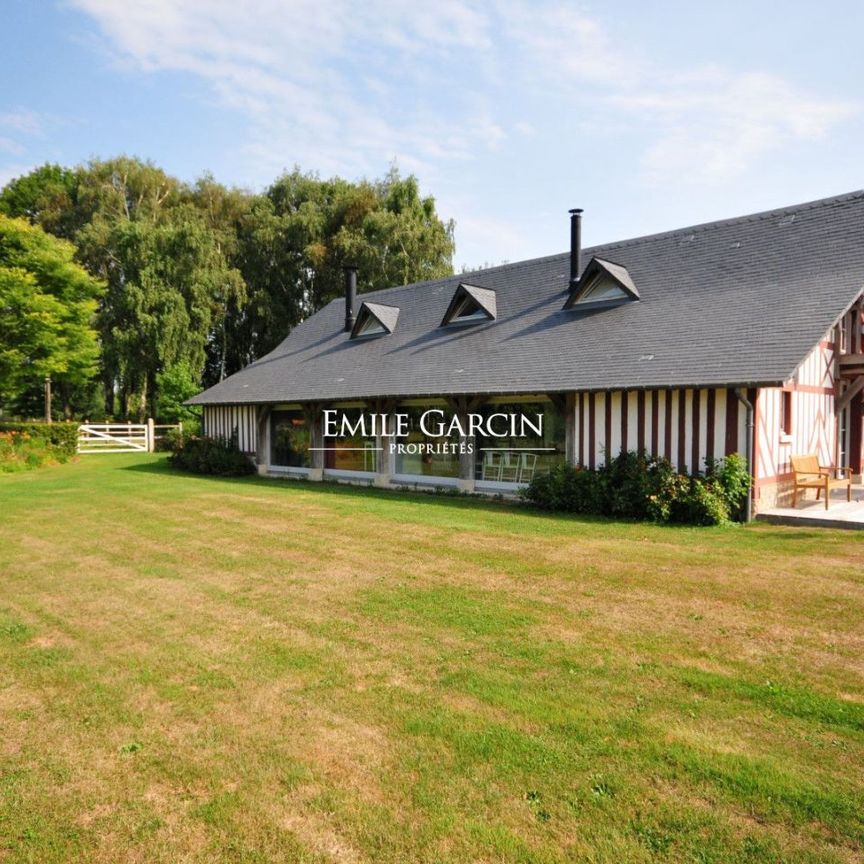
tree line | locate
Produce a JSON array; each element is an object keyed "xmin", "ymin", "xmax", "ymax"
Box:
[{"xmin": 0, "ymin": 158, "xmax": 455, "ymax": 421}]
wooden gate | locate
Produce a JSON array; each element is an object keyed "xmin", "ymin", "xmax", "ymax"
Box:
[{"xmin": 77, "ymin": 423, "xmax": 150, "ymax": 454}]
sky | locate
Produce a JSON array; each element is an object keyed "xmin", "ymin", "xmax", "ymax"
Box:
[{"xmin": 2, "ymin": 0, "xmax": 864, "ymax": 269}]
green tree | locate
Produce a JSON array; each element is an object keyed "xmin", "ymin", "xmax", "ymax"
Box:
[
  {"xmin": 2, "ymin": 159, "xmax": 455, "ymax": 403},
  {"xmin": 222, "ymin": 166, "xmax": 454, "ymax": 378},
  {"xmin": 155, "ymin": 361, "xmax": 201, "ymax": 429},
  {"xmin": 0, "ymin": 216, "xmax": 103, "ymax": 417},
  {"xmin": 72, "ymin": 159, "xmax": 244, "ymax": 418},
  {"xmin": 187, "ymin": 176, "xmax": 250, "ymax": 384},
  {"xmin": 0, "ymin": 163, "xmax": 83, "ymax": 240},
  {"xmin": 79, "ymin": 206, "xmax": 240, "ymax": 419}
]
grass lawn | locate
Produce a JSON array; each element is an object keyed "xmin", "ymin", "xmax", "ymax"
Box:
[{"xmin": 0, "ymin": 454, "xmax": 862, "ymax": 863}]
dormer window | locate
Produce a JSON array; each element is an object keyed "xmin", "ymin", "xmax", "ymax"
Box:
[
  {"xmin": 350, "ymin": 302, "xmax": 399, "ymax": 339},
  {"xmin": 564, "ymin": 257, "xmax": 639, "ymax": 311},
  {"xmin": 441, "ymin": 283, "xmax": 496, "ymax": 327}
]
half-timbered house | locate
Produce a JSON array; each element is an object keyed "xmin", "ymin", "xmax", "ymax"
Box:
[{"xmin": 189, "ymin": 191, "xmax": 864, "ymax": 513}]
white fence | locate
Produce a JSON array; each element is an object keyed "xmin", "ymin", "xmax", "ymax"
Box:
[{"xmin": 77, "ymin": 419, "xmax": 181, "ymax": 454}]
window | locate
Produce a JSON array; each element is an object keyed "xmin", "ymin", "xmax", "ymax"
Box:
[
  {"xmin": 576, "ymin": 275, "xmax": 628, "ymax": 304},
  {"xmin": 270, "ymin": 410, "xmax": 310, "ymax": 467},
  {"xmin": 448, "ymin": 295, "xmax": 487, "ymax": 321},
  {"xmin": 323, "ymin": 407, "xmax": 379, "ymax": 472},
  {"xmin": 474, "ymin": 399, "xmax": 566, "ymax": 483},
  {"xmin": 441, "ymin": 283, "xmax": 496, "ymax": 326},
  {"xmin": 354, "ymin": 315, "xmax": 387, "ymax": 337},
  {"xmin": 350, "ymin": 302, "xmax": 399, "ymax": 339},
  {"xmin": 393, "ymin": 403, "xmax": 461, "ymax": 478},
  {"xmin": 564, "ymin": 257, "xmax": 639, "ymax": 311},
  {"xmin": 780, "ymin": 391, "xmax": 793, "ymax": 436}
]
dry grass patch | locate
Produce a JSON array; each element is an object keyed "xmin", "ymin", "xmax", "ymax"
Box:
[{"xmin": 0, "ymin": 454, "xmax": 862, "ymax": 863}]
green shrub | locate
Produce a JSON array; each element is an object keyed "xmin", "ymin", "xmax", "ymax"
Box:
[
  {"xmin": 521, "ymin": 463, "xmax": 603, "ymax": 513},
  {"xmin": 668, "ymin": 478, "xmax": 730, "ymax": 526},
  {"xmin": 521, "ymin": 451, "xmax": 750, "ymax": 526},
  {"xmin": 0, "ymin": 422, "xmax": 79, "ymax": 472},
  {"xmin": 598, "ymin": 450, "xmax": 676, "ymax": 520},
  {"xmin": 704, "ymin": 453, "xmax": 751, "ymax": 521},
  {"xmin": 154, "ymin": 420, "xmax": 199, "ymax": 452},
  {"xmin": 168, "ymin": 435, "xmax": 255, "ymax": 477},
  {"xmin": 0, "ymin": 422, "xmax": 78, "ymax": 457}
]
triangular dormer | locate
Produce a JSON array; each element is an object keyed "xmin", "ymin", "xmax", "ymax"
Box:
[
  {"xmin": 350, "ymin": 301, "xmax": 400, "ymax": 339},
  {"xmin": 441, "ymin": 283, "xmax": 497, "ymax": 327},
  {"xmin": 564, "ymin": 257, "xmax": 639, "ymax": 311}
]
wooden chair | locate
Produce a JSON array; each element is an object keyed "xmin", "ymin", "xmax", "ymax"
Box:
[
  {"xmin": 518, "ymin": 453, "xmax": 538, "ymax": 483},
  {"xmin": 481, "ymin": 450, "xmax": 503, "ymax": 481},
  {"xmin": 790, "ymin": 454, "xmax": 852, "ymax": 510},
  {"xmin": 499, "ymin": 451, "xmax": 521, "ymax": 483}
]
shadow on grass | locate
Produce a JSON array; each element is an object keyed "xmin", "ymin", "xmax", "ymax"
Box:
[
  {"xmin": 121, "ymin": 457, "xmax": 558, "ymax": 518},
  {"xmin": 120, "ymin": 458, "xmax": 750, "ymax": 534},
  {"xmin": 121, "ymin": 461, "xmax": 864, "ymax": 542}
]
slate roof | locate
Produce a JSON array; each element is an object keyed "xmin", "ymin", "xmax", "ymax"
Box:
[{"xmin": 190, "ymin": 190, "xmax": 864, "ymax": 406}]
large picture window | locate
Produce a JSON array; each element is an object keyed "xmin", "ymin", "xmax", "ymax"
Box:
[
  {"xmin": 324, "ymin": 407, "xmax": 378, "ymax": 472},
  {"xmin": 393, "ymin": 403, "xmax": 460, "ymax": 478},
  {"xmin": 270, "ymin": 410, "xmax": 311, "ymax": 468},
  {"xmin": 474, "ymin": 399, "xmax": 565, "ymax": 483}
]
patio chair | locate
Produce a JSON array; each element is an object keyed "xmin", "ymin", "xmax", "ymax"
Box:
[
  {"xmin": 790, "ymin": 453, "xmax": 852, "ymax": 510},
  {"xmin": 363, "ymin": 441, "xmax": 377, "ymax": 471},
  {"xmin": 481, "ymin": 450, "xmax": 503, "ymax": 481},
  {"xmin": 518, "ymin": 453, "xmax": 538, "ymax": 483},
  {"xmin": 499, "ymin": 451, "xmax": 521, "ymax": 482}
]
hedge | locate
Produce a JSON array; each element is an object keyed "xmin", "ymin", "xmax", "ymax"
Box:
[
  {"xmin": 520, "ymin": 450, "xmax": 751, "ymax": 525},
  {"xmin": 168, "ymin": 433, "xmax": 256, "ymax": 477},
  {"xmin": 0, "ymin": 422, "xmax": 79, "ymax": 458},
  {"xmin": 0, "ymin": 422, "xmax": 79, "ymax": 472}
]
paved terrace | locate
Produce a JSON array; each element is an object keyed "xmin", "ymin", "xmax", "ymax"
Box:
[{"xmin": 756, "ymin": 485, "xmax": 864, "ymax": 530}]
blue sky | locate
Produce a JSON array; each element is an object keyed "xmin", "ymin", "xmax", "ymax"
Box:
[{"xmin": 3, "ymin": 1, "xmax": 863, "ymax": 269}]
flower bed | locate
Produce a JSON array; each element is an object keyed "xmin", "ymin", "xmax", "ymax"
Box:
[{"xmin": 0, "ymin": 423, "xmax": 78, "ymax": 473}]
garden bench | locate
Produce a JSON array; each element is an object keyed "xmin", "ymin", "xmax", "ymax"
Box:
[{"xmin": 790, "ymin": 453, "xmax": 851, "ymax": 510}]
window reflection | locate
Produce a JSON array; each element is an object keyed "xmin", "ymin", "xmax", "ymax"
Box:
[
  {"xmin": 324, "ymin": 407, "xmax": 378, "ymax": 472},
  {"xmin": 270, "ymin": 410, "xmax": 310, "ymax": 468},
  {"xmin": 475, "ymin": 401, "xmax": 565, "ymax": 482},
  {"xmin": 393, "ymin": 404, "xmax": 460, "ymax": 478}
]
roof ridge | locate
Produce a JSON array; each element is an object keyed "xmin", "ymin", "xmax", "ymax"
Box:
[
  {"xmin": 348, "ymin": 251, "xmax": 569, "ymax": 304},
  {"xmin": 591, "ymin": 188, "xmax": 864, "ymax": 254},
  {"xmin": 341, "ymin": 188, "xmax": 864, "ymax": 305}
]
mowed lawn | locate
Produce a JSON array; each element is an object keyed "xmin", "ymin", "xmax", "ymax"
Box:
[{"xmin": 0, "ymin": 456, "xmax": 862, "ymax": 864}]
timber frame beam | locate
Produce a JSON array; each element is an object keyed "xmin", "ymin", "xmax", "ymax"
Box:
[{"xmin": 836, "ymin": 376, "xmax": 864, "ymax": 414}]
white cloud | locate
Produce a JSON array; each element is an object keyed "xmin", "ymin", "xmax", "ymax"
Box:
[
  {"xmin": 613, "ymin": 69, "xmax": 858, "ymax": 185},
  {"xmin": 497, "ymin": 3, "xmax": 857, "ymax": 185},
  {"xmin": 0, "ymin": 111, "xmax": 48, "ymax": 184},
  {"xmin": 68, "ymin": 0, "xmax": 504, "ymax": 183},
  {"xmin": 0, "ymin": 137, "xmax": 26, "ymax": 156},
  {"xmin": 66, "ymin": 0, "xmax": 858, "ymax": 204},
  {"xmin": 0, "ymin": 110, "xmax": 45, "ymax": 137}
]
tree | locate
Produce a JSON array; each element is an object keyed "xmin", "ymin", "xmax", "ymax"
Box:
[
  {"xmin": 80, "ymin": 205, "xmax": 242, "ymax": 419},
  {"xmin": 0, "ymin": 216, "xmax": 103, "ymax": 417},
  {"xmin": 0, "ymin": 163, "xmax": 83, "ymax": 240},
  {"xmin": 71, "ymin": 159, "xmax": 244, "ymax": 418},
  {"xmin": 1, "ymin": 159, "xmax": 455, "ymax": 407},
  {"xmin": 219, "ymin": 166, "xmax": 454, "ymax": 380},
  {"xmin": 155, "ymin": 361, "xmax": 201, "ymax": 429},
  {"xmin": 187, "ymin": 176, "xmax": 250, "ymax": 384}
]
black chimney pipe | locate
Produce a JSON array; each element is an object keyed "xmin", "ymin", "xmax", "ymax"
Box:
[
  {"xmin": 343, "ymin": 265, "xmax": 357, "ymax": 332},
  {"xmin": 569, "ymin": 208, "xmax": 583, "ymax": 285}
]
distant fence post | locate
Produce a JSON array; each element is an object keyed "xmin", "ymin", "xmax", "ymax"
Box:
[{"xmin": 147, "ymin": 417, "xmax": 155, "ymax": 452}]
